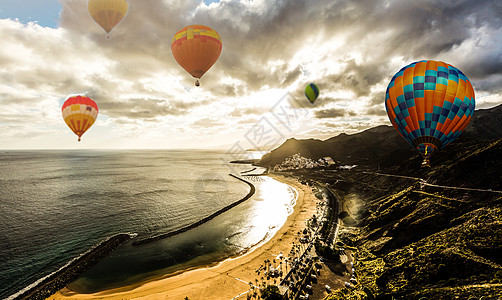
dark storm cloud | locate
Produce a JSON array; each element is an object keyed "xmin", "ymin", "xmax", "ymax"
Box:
[
  {"xmin": 216, "ymin": 0, "xmax": 500, "ymax": 102},
  {"xmin": 315, "ymin": 108, "xmax": 356, "ymax": 119},
  {"xmin": 316, "ymin": 121, "xmax": 375, "ymax": 134},
  {"xmin": 3, "ymin": 0, "xmax": 501, "ymax": 136},
  {"xmin": 365, "ymin": 91, "xmax": 388, "ymax": 116},
  {"xmin": 110, "ymin": 98, "xmax": 203, "ymax": 119},
  {"xmin": 365, "ymin": 106, "xmax": 388, "ymax": 116},
  {"xmin": 318, "ymin": 0, "xmax": 502, "ymax": 95},
  {"xmin": 57, "ymin": 0, "xmax": 502, "ymax": 99},
  {"xmin": 58, "ymin": 0, "xmax": 321, "ymax": 92},
  {"xmin": 59, "ymin": 0, "xmax": 202, "ymax": 81},
  {"xmin": 280, "ymin": 65, "xmax": 302, "ymax": 86},
  {"xmin": 85, "ymin": 90, "xmax": 208, "ymax": 120},
  {"xmin": 473, "ymin": 75, "xmax": 502, "ymax": 94},
  {"xmin": 362, "ymin": 0, "xmax": 502, "ymax": 87},
  {"xmin": 316, "ymin": 60, "xmax": 390, "ymax": 98},
  {"xmin": 368, "ymin": 91, "xmax": 386, "ymax": 107}
]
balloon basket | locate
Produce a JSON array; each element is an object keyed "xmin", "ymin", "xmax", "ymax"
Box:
[{"xmin": 421, "ymin": 157, "xmax": 431, "ymax": 168}]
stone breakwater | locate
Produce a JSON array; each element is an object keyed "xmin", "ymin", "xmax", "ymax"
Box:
[
  {"xmin": 132, "ymin": 174, "xmax": 255, "ymax": 246},
  {"xmin": 15, "ymin": 233, "xmax": 131, "ymax": 300}
]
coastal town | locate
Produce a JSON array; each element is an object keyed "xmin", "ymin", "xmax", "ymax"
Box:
[{"xmin": 240, "ymin": 154, "xmax": 358, "ymax": 300}]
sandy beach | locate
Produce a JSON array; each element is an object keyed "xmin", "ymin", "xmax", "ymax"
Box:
[{"xmin": 49, "ymin": 174, "xmax": 319, "ymax": 300}]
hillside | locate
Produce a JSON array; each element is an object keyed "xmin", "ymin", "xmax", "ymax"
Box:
[
  {"xmin": 258, "ymin": 125, "xmax": 413, "ymax": 168},
  {"xmin": 462, "ymin": 104, "xmax": 502, "ymax": 140},
  {"xmin": 283, "ymin": 139, "xmax": 502, "ymax": 299},
  {"xmin": 327, "ymin": 143, "xmax": 502, "ymax": 299},
  {"xmin": 261, "ymin": 104, "xmax": 502, "ymax": 299},
  {"xmin": 258, "ymin": 104, "xmax": 502, "ymax": 169}
]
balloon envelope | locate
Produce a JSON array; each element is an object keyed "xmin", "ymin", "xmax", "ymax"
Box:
[
  {"xmin": 171, "ymin": 25, "xmax": 222, "ymax": 85},
  {"xmin": 385, "ymin": 60, "xmax": 475, "ymax": 166},
  {"xmin": 88, "ymin": 0, "xmax": 128, "ymax": 38},
  {"xmin": 62, "ymin": 96, "xmax": 99, "ymax": 141},
  {"xmin": 305, "ymin": 83, "xmax": 320, "ymax": 104}
]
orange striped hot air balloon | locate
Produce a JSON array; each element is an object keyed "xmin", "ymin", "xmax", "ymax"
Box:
[
  {"xmin": 62, "ymin": 95, "xmax": 99, "ymax": 142},
  {"xmin": 385, "ymin": 60, "xmax": 475, "ymax": 167},
  {"xmin": 88, "ymin": 0, "xmax": 128, "ymax": 39},
  {"xmin": 171, "ymin": 25, "xmax": 222, "ymax": 86}
]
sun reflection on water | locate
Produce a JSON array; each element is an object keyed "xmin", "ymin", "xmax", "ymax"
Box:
[{"xmin": 231, "ymin": 177, "xmax": 297, "ymax": 248}]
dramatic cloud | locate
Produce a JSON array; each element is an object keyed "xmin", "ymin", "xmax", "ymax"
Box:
[
  {"xmin": 0, "ymin": 0, "xmax": 501, "ymax": 149},
  {"xmin": 315, "ymin": 108, "xmax": 356, "ymax": 119}
]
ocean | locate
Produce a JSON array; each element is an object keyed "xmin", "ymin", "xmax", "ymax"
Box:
[{"xmin": 0, "ymin": 150, "xmax": 296, "ymax": 299}]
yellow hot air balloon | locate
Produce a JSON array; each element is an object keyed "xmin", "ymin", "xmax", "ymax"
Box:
[
  {"xmin": 62, "ymin": 95, "xmax": 99, "ymax": 142},
  {"xmin": 88, "ymin": 0, "xmax": 128, "ymax": 39},
  {"xmin": 171, "ymin": 25, "xmax": 222, "ymax": 86}
]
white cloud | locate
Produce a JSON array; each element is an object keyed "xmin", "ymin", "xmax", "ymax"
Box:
[{"xmin": 0, "ymin": 0, "xmax": 501, "ymax": 149}]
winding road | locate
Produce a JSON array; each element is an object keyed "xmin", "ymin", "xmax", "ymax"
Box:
[{"xmin": 361, "ymin": 171, "xmax": 502, "ymax": 194}]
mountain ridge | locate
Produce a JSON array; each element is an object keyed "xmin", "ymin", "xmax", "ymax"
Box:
[
  {"xmin": 258, "ymin": 104, "xmax": 502, "ymax": 169},
  {"xmin": 264, "ymin": 103, "xmax": 502, "ymax": 299}
]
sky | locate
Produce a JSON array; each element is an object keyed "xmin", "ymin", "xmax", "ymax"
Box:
[{"xmin": 0, "ymin": 0, "xmax": 501, "ymax": 150}]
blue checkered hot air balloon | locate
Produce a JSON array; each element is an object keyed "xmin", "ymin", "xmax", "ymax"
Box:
[{"xmin": 385, "ymin": 60, "xmax": 475, "ymax": 167}]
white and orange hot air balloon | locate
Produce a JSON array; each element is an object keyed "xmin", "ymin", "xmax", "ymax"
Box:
[
  {"xmin": 88, "ymin": 0, "xmax": 128, "ymax": 39},
  {"xmin": 62, "ymin": 95, "xmax": 99, "ymax": 142}
]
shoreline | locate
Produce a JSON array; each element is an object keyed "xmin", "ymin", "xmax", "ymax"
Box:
[
  {"xmin": 50, "ymin": 174, "xmax": 319, "ymax": 300},
  {"xmin": 12, "ymin": 234, "xmax": 131, "ymax": 300}
]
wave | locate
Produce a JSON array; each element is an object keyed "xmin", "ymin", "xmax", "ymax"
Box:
[
  {"xmin": 7, "ymin": 233, "xmax": 134, "ymax": 300},
  {"xmin": 282, "ymin": 185, "xmax": 298, "ymax": 216}
]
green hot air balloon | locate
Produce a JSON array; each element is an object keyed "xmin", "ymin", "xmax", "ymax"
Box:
[{"xmin": 305, "ymin": 83, "xmax": 320, "ymax": 104}]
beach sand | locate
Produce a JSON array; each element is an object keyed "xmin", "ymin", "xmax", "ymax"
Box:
[{"xmin": 49, "ymin": 174, "xmax": 318, "ymax": 300}]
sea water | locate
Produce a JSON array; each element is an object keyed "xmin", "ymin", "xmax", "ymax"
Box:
[{"xmin": 0, "ymin": 150, "xmax": 296, "ymax": 298}]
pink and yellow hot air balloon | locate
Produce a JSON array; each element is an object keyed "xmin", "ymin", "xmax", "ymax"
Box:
[
  {"xmin": 171, "ymin": 25, "xmax": 222, "ymax": 86},
  {"xmin": 62, "ymin": 95, "xmax": 99, "ymax": 142},
  {"xmin": 88, "ymin": 0, "xmax": 128, "ymax": 39}
]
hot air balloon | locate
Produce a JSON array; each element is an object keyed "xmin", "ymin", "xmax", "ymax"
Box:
[
  {"xmin": 171, "ymin": 25, "xmax": 222, "ymax": 86},
  {"xmin": 62, "ymin": 95, "xmax": 99, "ymax": 142},
  {"xmin": 385, "ymin": 60, "xmax": 475, "ymax": 167},
  {"xmin": 88, "ymin": 0, "xmax": 128, "ymax": 39},
  {"xmin": 305, "ymin": 83, "xmax": 320, "ymax": 104}
]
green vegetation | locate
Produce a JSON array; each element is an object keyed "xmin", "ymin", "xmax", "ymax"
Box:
[
  {"xmin": 260, "ymin": 285, "xmax": 282, "ymax": 300},
  {"xmin": 314, "ymin": 190, "xmax": 324, "ymax": 199},
  {"xmin": 260, "ymin": 109, "xmax": 502, "ymax": 299},
  {"xmin": 325, "ymin": 170, "xmax": 502, "ymax": 299},
  {"xmin": 314, "ymin": 241, "xmax": 340, "ymax": 262}
]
